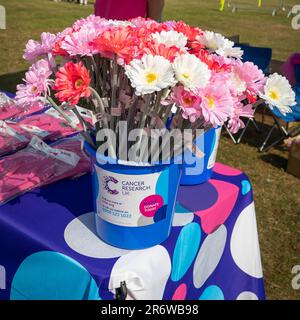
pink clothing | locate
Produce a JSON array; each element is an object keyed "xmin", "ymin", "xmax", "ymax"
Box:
[
  {"xmin": 95, "ymin": 0, "xmax": 147, "ymax": 20},
  {"xmin": 281, "ymin": 53, "xmax": 300, "ymax": 87},
  {"xmin": 0, "ymin": 138, "xmax": 91, "ymax": 204}
]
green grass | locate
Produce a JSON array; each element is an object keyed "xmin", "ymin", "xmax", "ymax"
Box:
[{"xmin": 0, "ymin": 0, "xmax": 300, "ymax": 300}]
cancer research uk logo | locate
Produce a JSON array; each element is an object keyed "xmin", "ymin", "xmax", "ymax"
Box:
[
  {"xmin": 291, "ymin": 5, "xmax": 300, "ymax": 30},
  {"xmin": 103, "ymin": 176, "xmax": 119, "ymax": 195}
]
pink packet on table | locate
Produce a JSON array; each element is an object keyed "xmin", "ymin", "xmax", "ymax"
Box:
[
  {"xmin": 0, "ymin": 121, "xmax": 29, "ymax": 156},
  {"xmin": 18, "ymin": 113, "xmax": 78, "ymax": 141},
  {"xmin": 0, "ymin": 136, "xmax": 91, "ymax": 204},
  {"xmin": 0, "ymin": 99, "xmax": 46, "ymax": 121}
]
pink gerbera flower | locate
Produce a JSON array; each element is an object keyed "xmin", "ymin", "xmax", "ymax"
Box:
[
  {"xmin": 171, "ymin": 86, "xmax": 202, "ymax": 122},
  {"xmin": 173, "ymin": 21, "xmax": 203, "ymax": 42},
  {"xmin": 232, "ymin": 61, "xmax": 265, "ymax": 96},
  {"xmin": 23, "ymin": 32, "xmax": 56, "ymax": 62},
  {"xmin": 16, "ymin": 59, "xmax": 53, "ymax": 105},
  {"xmin": 199, "ymin": 81, "xmax": 234, "ymax": 127},
  {"xmin": 61, "ymin": 26, "xmax": 102, "ymax": 56},
  {"xmin": 52, "ymin": 28, "xmax": 73, "ymax": 57},
  {"xmin": 92, "ymin": 26, "xmax": 138, "ymax": 63},
  {"xmin": 228, "ymin": 101, "xmax": 254, "ymax": 133},
  {"xmin": 72, "ymin": 14, "xmax": 107, "ymax": 31},
  {"xmin": 53, "ymin": 61, "xmax": 91, "ymax": 105},
  {"xmin": 143, "ymin": 43, "xmax": 183, "ymax": 62}
]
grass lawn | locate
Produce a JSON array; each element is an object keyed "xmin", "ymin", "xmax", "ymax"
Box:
[{"xmin": 0, "ymin": 0, "xmax": 300, "ymax": 300}]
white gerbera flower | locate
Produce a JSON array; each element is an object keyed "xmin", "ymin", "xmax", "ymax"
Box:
[
  {"xmin": 231, "ymin": 73, "xmax": 247, "ymax": 95},
  {"xmin": 172, "ymin": 54, "xmax": 211, "ymax": 91},
  {"xmin": 197, "ymin": 31, "xmax": 243, "ymax": 58},
  {"xmin": 107, "ymin": 19, "xmax": 133, "ymax": 27},
  {"xmin": 152, "ymin": 30, "xmax": 188, "ymax": 49},
  {"xmin": 125, "ymin": 54, "xmax": 177, "ymax": 96},
  {"xmin": 260, "ymin": 73, "xmax": 296, "ymax": 115}
]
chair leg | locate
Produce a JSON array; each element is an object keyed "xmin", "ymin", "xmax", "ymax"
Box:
[
  {"xmin": 274, "ymin": 116, "xmax": 288, "ymax": 136},
  {"xmin": 236, "ymin": 102, "xmax": 265, "ymax": 144},
  {"xmin": 251, "ymin": 118, "xmax": 262, "ymax": 133},
  {"xmin": 259, "ymin": 124, "xmax": 276, "ymax": 152},
  {"xmin": 236, "ymin": 117, "xmax": 261, "ymax": 144},
  {"xmin": 261, "ymin": 134, "xmax": 286, "ymax": 153},
  {"xmin": 224, "ymin": 124, "xmax": 237, "ymax": 144},
  {"xmin": 259, "ymin": 117, "xmax": 289, "ymax": 152},
  {"xmin": 236, "ymin": 118, "xmax": 251, "ymax": 143}
]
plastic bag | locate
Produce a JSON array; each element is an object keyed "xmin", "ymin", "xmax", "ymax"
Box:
[
  {"xmin": 16, "ymin": 106, "xmax": 94, "ymax": 142},
  {"xmin": 0, "ymin": 136, "xmax": 91, "ymax": 204},
  {"xmin": 0, "ymin": 93, "xmax": 45, "ymax": 121},
  {"xmin": 0, "ymin": 121, "xmax": 29, "ymax": 156}
]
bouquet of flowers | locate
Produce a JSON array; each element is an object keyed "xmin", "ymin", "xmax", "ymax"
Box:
[{"xmin": 16, "ymin": 15, "xmax": 297, "ymax": 163}]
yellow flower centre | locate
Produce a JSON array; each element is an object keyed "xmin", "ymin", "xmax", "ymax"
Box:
[
  {"xmin": 208, "ymin": 97, "xmax": 214, "ymax": 109},
  {"xmin": 146, "ymin": 72, "xmax": 158, "ymax": 84},
  {"xmin": 182, "ymin": 73, "xmax": 190, "ymax": 79},
  {"xmin": 183, "ymin": 97, "xmax": 193, "ymax": 106},
  {"xmin": 74, "ymin": 78, "xmax": 84, "ymax": 89},
  {"xmin": 268, "ymin": 89, "xmax": 279, "ymax": 101},
  {"xmin": 31, "ymin": 86, "xmax": 38, "ymax": 93}
]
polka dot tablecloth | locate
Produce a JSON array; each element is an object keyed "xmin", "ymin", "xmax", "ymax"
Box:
[{"xmin": 0, "ymin": 163, "xmax": 265, "ymax": 300}]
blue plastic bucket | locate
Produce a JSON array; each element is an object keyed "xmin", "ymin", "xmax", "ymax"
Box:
[
  {"xmin": 180, "ymin": 126, "xmax": 222, "ymax": 185},
  {"xmin": 84, "ymin": 142, "xmax": 181, "ymax": 250}
]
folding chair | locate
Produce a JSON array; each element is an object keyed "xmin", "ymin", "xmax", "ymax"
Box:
[
  {"xmin": 238, "ymin": 44, "xmax": 272, "ymax": 74},
  {"xmin": 259, "ymin": 84, "xmax": 300, "ymax": 152},
  {"xmin": 225, "ymin": 44, "xmax": 272, "ymax": 143}
]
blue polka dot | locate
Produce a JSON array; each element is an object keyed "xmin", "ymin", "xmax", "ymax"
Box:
[
  {"xmin": 154, "ymin": 205, "xmax": 167, "ymax": 223},
  {"xmin": 175, "ymin": 202, "xmax": 191, "ymax": 214},
  {"xmin": 199, "ymin": 285, "xmax": 224, "ymax": 300},
  {"xmin": 11, "ymin": 251, "xmax": 101, "ymax": 300},
  {"xmin": 171, "ymin": 223, "xmax": 201, "ymax": 282},
  {"xmin": 241, "ymin": 180, "xmax": 251, "ymax": 195}
]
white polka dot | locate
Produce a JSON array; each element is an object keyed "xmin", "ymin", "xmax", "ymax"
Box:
[
  {"xmin": 172, "ymin": 212, "xmax": 194, "ymax": 227},
  {"xmin": 230, "ymin": 202, "xmax": 263, "ymax": 278},
  {"xmin": 236, "ymin": 291, "xmax": 259, "ymax": 300},
  {"xmin": 64, "ymin": 212, "xmax": 130, "ymax": 259},
  {"xmin": 109, "ymin": 245, "xmax": 171, "ymax": 300},
  {"xmin": 193, "ymin": 225, "xmax": 227, "ymax": 289}
]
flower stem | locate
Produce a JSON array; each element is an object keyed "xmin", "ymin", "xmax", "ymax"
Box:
[
  {"xmin": 47, "ymin": 97, "xmax": 96, "ymax": 148},
  {"xmin": 89, "ymin": 87, "xmax": 109, "ymax": 129}
]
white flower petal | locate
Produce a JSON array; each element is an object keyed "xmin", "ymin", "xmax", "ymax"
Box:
[
  {"xmin": 172, "ymin": 54, "xmax": 211, "ymax": 91},
  {"xmin": 125, "ymin": 55, "xmax": 176, "ymax": 96}
]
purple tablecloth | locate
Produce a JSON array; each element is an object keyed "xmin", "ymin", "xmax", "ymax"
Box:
[{"xmin": 0, "ymin": 162, "xmax": 265, "ymax": 300}]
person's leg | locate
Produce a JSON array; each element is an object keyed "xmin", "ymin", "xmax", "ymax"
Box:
[{"xmin": 147, "ymin": 0, "xmax": 165, "ymax": 21}]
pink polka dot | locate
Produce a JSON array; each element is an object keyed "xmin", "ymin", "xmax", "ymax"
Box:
[
  {"xmin": 139, "ymin": 195, "xmax": 163, "ymax": 217},
  {"xmin": 213, "ymin": 163, "xmax": 242, "ymax": 176},
  {"xmin": 195, "ymin": 179, "xmax": 239, "ymax": 234},
  {"xmin": 172, "ymin": 283, "xmax": 187, "ymax": 300}
]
